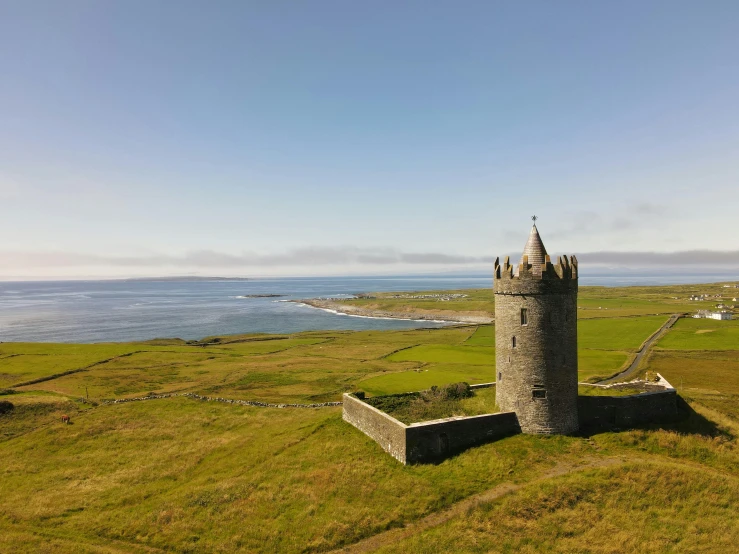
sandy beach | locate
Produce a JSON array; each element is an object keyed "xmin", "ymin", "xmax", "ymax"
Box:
[{"xmin": 292, "ymin": 298, "xmax": 493, "ymax": 324}]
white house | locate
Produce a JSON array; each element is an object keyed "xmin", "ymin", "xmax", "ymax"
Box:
[{"xmin": 709, "ymin": 312, "xmax": 733, "ymax": 321}]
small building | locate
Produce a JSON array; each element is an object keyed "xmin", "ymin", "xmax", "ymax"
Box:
[
  {"xmin": 693, "ymin": 310, "xmax": 733, "ymax": 320},
  {"xmin": 709, "ymin": 312, "xmax": 733, "ymax": 321}
]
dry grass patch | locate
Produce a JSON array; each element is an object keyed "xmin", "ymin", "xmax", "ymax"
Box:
[{"xmin": 377, "ymin": 463, "xmax": 739, "ymax": 554}]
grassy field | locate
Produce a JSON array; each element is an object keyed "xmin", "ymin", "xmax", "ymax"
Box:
[
  {"xmin": 1, "ymin": 283, "xmax": 738, "ymax": 552},
  {"xmin": 376, "ymin": 462, "xmax": 739, "ymax": 553},
  {"xmin": 0, "ymin": 314, "xmax": 673, "ymax": 400},
  {"xmin": 330, "ymin": 282, "xmax": 736, "ymax": 320},
  {"xmin": 359, "ymin": 314, "xmax": 668, "ymax": 391},
  {"xmin": 636, "ymin": 317, "xmax": 739, "ymax": 422},
  {"xmin": 653, "ymin": 317, "xmax": 739, "ymax": 350}
]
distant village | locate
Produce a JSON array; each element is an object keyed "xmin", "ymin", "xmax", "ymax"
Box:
[
  {"xmin": 311, "ymin": 293, "xmax": 470, "ymax": 303},
  {"xmin": 356, "ymin": 293, "xmax": 469, "ymax": 302},
  {"xmin": 689, "ymin": 284, "xmax": 737, "ymax": 320}
]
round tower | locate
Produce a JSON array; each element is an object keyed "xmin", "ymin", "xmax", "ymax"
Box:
[{"xmin": 494, "ymin": 222, "xmax": 579, "ymax": 434}]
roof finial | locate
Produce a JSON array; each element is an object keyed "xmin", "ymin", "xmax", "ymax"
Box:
[{"xmin": 531, "ymin": 215, "xmax": 537, "ymax": 224}]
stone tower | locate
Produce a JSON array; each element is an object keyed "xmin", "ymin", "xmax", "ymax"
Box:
[{"xmin": 494, "ymin": 222, "xmax": 579, "ymax": 434}]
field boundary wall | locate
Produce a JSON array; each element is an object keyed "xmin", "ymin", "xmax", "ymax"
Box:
[{"xmin": 578, "ymin": 374, "xmax": 678, "ymax": 429}]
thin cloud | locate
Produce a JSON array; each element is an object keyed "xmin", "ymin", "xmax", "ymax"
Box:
[
  {"xmin": 547, "ymin": 203, "xmax": 669, "ymax": 240},
  {"xmin": 0, "ymin": 247, "xmax": 492, "ymax": 269},
  {"xmin": 579, "ymin": 250, "xmax": 739, "ymax": 266},
  {"xmin": 2, "ymin": 247, "xmax": 738, "ymax": 270}
]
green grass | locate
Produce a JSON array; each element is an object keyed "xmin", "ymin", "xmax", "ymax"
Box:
[
  {"xmin": 640, "ymin": 350, "xmax": 739, "ymax": 421},
  {"xmin": 325, "ymin": 281, "xmax": 736, "ymax": 320},
  {"xmin": 578, "ymin": 315, "xmax": 668, "ymax": 350},
  {"xmin": 3, "ymin": 388, "xmax": 738, "ymax": 553},
  {"xmin": 339, "ymin": 288, "xmax": 495, "ymax": 317},
  {"xmin": 2, "ymin": 283, "xmax": 739, "ymax": 552},
  {"xmin": 655, "ymin": 317, "xmax": 739, "ymax": 350},
  {"xmin": 360, "ymin": 364, "xmax": 494, "ymax": 396},
  {"xmin": 463, "ymin": 324, "xmax": 494, "ymax": 346},
  {"xmin": 376, "ymin": 463, "xmax": 739, "ymax": 554},
  {"xmin": 0, "ymin": 343, "xmax": 146, "ymax": 387},
  {"xmin": 578, "ymin": 350, "xmax": 631, "ymax": 383},
  {"xmin": 387, "ymin": 344, "xmax": 494, "ymax": 365},
  {"xmin": 0, "ymin": 395, "xmax": 593, "ymax": 553}
]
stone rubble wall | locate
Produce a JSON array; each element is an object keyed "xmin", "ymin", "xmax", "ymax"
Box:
[{"xmin": 101, "ymin": 392, "xmax": 342, "ymax": 409}]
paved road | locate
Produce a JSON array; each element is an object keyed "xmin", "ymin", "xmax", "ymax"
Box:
[{"xmin": 597, "ymin": 314, "xmax": 681, "ymax": 385}]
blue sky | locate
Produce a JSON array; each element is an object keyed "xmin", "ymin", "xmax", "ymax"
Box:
[{"xmin": 1, "ymin": 1, "xmax": 738, "ymax": 278}]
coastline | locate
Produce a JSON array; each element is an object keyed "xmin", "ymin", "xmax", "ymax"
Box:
[{"xmin": 292, "ymin": 298, "xmax": 493, "ymax": 325}]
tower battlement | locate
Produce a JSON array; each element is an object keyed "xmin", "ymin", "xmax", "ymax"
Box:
[
  {"xmin": 494, "ymin": 254, "xmax": 578, "ymax": 296},
  {"xmin": 494, "ymin": 254, "xmax": 578, "ymax": 281}
]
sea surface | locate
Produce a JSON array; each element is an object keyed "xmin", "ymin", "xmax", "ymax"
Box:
[{"xmin": 0, "ymin": 272, "xmax": 736, "ymax": 343}]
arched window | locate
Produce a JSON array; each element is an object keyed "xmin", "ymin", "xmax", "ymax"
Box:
[{"xmin": 520, "ymin": 308, "xmax": 528, "ymax": 325}]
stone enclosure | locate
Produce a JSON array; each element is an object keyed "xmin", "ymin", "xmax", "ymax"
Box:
[
  {"xmin": 343, "ymin": 378, "xmax": 678, "ymax": 464},
  {"xmin": 342, "ymin": 384, "xmax": 520, "ymax": 464}
]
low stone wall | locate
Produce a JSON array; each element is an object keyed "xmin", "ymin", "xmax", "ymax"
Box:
[
  {"xmin": 405, "ymin": 412, "xmax": 519, "ymax": 463},
  {"xmin": 103, "ymin": 392, "xmax": 342, "ymax": 409},
  {"xmin": 578, "ymin": 389, "xmax": 678, "ymax": 429},
  {"xmin": 342, "ymin": 392, "xmax": 519, "ymax": 464},
  {"xmin": 342, "ymin": 393, "xmax": 407, "ymax": 463}
]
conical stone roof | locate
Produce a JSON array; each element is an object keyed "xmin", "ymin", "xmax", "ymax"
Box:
[{"xmin": 519, "ymin": 224, "xmax": 548, "ymax": 273}]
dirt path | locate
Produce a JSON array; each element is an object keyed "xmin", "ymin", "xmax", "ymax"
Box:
[
  {"xmin": 329, "ymin": 456, "xmax": 626, "ymax": 554},
  {"xmin": 596, "ymin": 314, "xmax": 680, "ymax": 385}
]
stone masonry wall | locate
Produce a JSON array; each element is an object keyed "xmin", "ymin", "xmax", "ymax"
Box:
[
  {"xmin": 405, "ymin": 412, "xmax": 520, "ymax": 464},
  {"xmin": 495, "ymin": 261, "xmax": 579, "ymax": 435},
  {"xmin": 343, "ymin": 392, "xmax": 520, "ymax": 464},
  {"xmin": 342, "ymin": 393, "xmax": 407, "ymax": 463},
  {"xmin": 344, "ymin": 387, "xmax": 678, "ymax": 462},
  {"xmin": 578, "ymin": 390, "xmax": 678, "ymax": 430}
]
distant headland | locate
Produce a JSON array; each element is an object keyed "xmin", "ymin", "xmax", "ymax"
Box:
[{"xmin": 121, "ymin": 276, "xmax": 250, "ymax": 282}]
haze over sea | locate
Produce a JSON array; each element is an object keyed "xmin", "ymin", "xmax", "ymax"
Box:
[{"xmin": 0, "ymin": 272, "xmax": 735, "ymax": 343}]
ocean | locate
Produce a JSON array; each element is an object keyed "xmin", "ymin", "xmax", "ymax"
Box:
[{"xmin": 0, "ymin": 272, "xmax": 735, "ymax": 343}]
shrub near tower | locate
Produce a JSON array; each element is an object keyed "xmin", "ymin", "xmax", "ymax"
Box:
[{"xmin": 494, "ymin": 221, "xmax": 579, "ymax": 434}]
